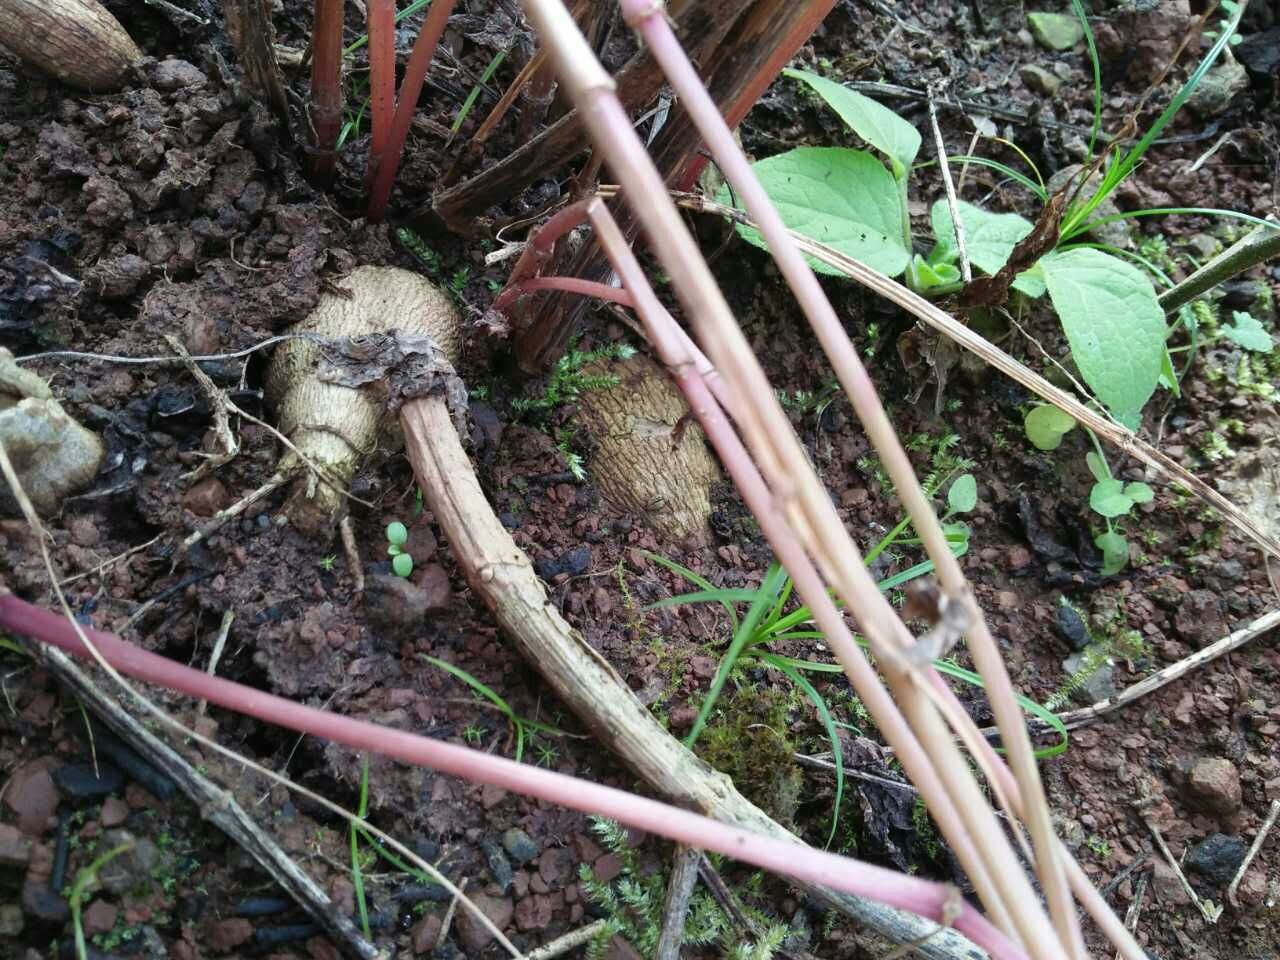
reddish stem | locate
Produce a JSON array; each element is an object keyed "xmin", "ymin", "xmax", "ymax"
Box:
[
  {"xmin": 365, "ymin": 0, "xmax": 397, "ymax": 195},
  {"xmin": 0, "ymin": 589, "xmax": 1022, "ymax": 960},
  {"xmin": 308, "ymin": 0, "xmax": 346, "ymax": 185},
  {"xmin": 490, "ymin": 276, "xmax": 634, "ymax": 314},
  {"xmin": 677, "ymin": 0, "xmax": 837, "ymax": 191},
  {"xmin": 367, "ymin": 0, "xmax": 459, "ymax": 222}
]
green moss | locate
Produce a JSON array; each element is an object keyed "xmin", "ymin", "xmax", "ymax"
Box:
[{"xmin": 697, "ymin": 685, "xmax": 805, "ymax": 830}]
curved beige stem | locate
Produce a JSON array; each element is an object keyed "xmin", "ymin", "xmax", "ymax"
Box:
[{"xmin": 400, "ymin": 395, "xmax": 988, "ymax": 960}]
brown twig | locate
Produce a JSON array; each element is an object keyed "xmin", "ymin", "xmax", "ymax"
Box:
[
  {"xmin": 655, "ymin": 845, "xmax": 701, "ymax": 960},
  {"xmin": 1226, "ymin": 799, "xmax": 1280, "ymax": 907}
]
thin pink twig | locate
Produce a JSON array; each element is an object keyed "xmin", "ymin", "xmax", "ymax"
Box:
[
  {"xmin": 0, "ymin": 590, "xmax": 1023, "ymax": 960},
  {"xmin": 490, "ymin": 276, "xmax": 634, "ymax": 314}
]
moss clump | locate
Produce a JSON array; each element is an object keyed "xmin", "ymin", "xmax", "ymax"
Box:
[{"xmin": 697, "ymin": 685, "xmax": 804, "ymax": 829}]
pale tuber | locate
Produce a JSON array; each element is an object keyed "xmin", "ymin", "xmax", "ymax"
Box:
[
  {"xmin": 0, "ymin": 348, "xmax": 104, "ymax": 516},
  {"xmin": 0, "ymin": 0, "xmax": 142, "ymax": 92},
  {"xmin": 265, "ymin": 266, "xmax": 462, "ymax": 539},
  {"xmin": 576, "ymin": 353, "xmax": 720, "ymax": 540}
]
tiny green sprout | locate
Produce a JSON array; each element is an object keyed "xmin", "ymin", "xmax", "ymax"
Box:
[
  {"xmin": 463, "ymin": 723, "xmax": 485, "ymax": 745},
  {"xmin": 386, "ymin": 522, "xmax": 413, "ymax": 578},
  {"xmin": 319, "ymin": 555, "xmax": 337, "ymax": 572}
]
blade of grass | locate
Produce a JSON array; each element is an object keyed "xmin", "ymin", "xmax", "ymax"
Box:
[
  {"xmin": 352, "ymin": 755, "xmax": 372, "ymax": 941},
  {"xmin": 685, "ymin": 562, "xmax": 788, "ymax": 749},
  {"xmin": 72, "ymin": 842, "xmax": 133, "ymax": 960},
  {"xmin": 771, "ymin": 654, "xmax": 1069, "ymax": 759},
  {"xmin": 765, "ymin": 653, "xmax": 845, "ymax": 848},
  {"xmin": 1070, "ymin": 0, "xmax": 1102, "ymax": 160},
  {"xmin": 450, "ymin": 48, "xmax": 508, "ymax": 138},
  {"xmin": 644, "ymin": 551, "xmax": 740, "ymax": 630}
]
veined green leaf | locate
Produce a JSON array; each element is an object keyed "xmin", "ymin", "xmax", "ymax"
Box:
[
  {"xmin": 720, "ymin": 147, "xmax": 910, "ymax": 277},
  {"xmin": 1024, "ymin": 404, "xmax": 1076, "ymax": 450},
  {"xmin": 784, "ymin": 69, "xmax": 921, "ymax": 177},
  {"xmin": 1039, "ymin": 248, "xmax": 1166, "ymax": 427}
]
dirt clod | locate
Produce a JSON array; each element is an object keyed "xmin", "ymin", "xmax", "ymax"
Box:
[
  {"xmin": 1186, "ymin": 757, "xmax": 1243, "ymax": 816},
  {"xmin": 453, "ymin": 891, "xmax": 513, "ymax": 954}
]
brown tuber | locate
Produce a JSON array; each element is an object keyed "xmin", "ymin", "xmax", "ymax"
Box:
[
  {"xmin": 0, "ymin": 0, "xmax": 142, "ymax": 92},
  {"xmin": 576, "ymin": 354, "xmax": 720, "ymax": 541},
  {"xmin": 265, "ymin": 266, "xmax": 462, "ymax": 539},
  {"xmin": 0, "ymin": 348, "xmax": 104, "ymax": 516}
]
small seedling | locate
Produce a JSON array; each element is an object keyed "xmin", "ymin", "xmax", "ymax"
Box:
[
  {"xmin": 1024, "ymin": 407, "xmax": 1153, "ymax": 574},
  {"xmin": 420, "ymin": 654, "xmax": 570, "ymax": 762},
  {"xmin": 385, "ymin": 521, "xmax": 413, "ymax": 577},
  {"xmin": 319, "ymin": 554, "xmax": 337, "ymax": 572},
  {"xmin": 71, "ymin": 842, "xmax": 134, "ymax": 960}
]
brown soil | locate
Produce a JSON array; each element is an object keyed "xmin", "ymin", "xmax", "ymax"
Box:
[{"xmin": 1, "ymin": 1, "xmax": 1278, "ymax": 959}]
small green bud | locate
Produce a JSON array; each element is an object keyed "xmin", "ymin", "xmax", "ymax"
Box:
[
  {"xmin": 386, "ymin": 521, "xmax": 408, "ymax": 546},
  {"xmin": 392, "ymin": 553, "xmax": 413, "ymax": 578}
]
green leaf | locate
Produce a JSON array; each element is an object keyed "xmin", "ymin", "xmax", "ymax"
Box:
[
  {"xmin": 908, "ymin": 254, "xmax": 959, "ymax": 290},
  {"xmin": 392, "ymin": 553, "xmax": 414, "ymax": 577},
  {"xmin": 947, "ymin": 474, "xmax": 977, "ymax": 514},
  {"xmin": 1124, "ymin": 481, "xmax": 1154, "ymax": 504},
  {"xmin": 1084, "ymin": 451, "xmax": 1110, "ymax": 484},
  {"xmin": 1024, "ymin": 404, "xmax": 1077, "ymax": 450},
  {"xmin": 1222, "ymin": 311, "xmax": 1274, "ymax": 353},
  {"xmin": 930, "ymin": 199, "xmax": 1034, "ymax": 276},
  {"xmin": 1039, "ymin": 248, "xmax": 1166, "ymax": 426},
  {"xmin": 1159, "ymin": 346, "xmax": 1181, "ymax": 397},
  {"xmin": 784, "ymin": 69, "xmax": 921, "ymax": 178},
  {"xmin": 718, "ymin": 147, "xmax": 910, "ymax": 277},
  {"xmin": 386, "ymin": 521, "xmax": 408, "ymax": 546},
  {"xmin": 1095, "ymin": 531, "xmax": 1129, "ymax": 575},
  {"xmin": 1089, "ymin": 479, "xmax": 1133, "ymax": 518}
]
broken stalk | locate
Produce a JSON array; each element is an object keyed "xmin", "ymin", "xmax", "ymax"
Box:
[
  {"xmin": 367, "ymin": 0, "xmax": 458, "ymax": 221},
  {"xmin": 308, "ymin": 0, "xmax": 345, "ymax": 185},
  {"xmin": 616, "ymin": 0, "xmax": 1081, "ymax": 952}
]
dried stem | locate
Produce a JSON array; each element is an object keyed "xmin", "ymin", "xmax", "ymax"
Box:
[
  {"xmin": 368, "ymin": 0, "xmax": 458, "ymax": 221},
  {"xmin": 528, "ymin": 0, "xmax": 1072, "ymax": 951}
]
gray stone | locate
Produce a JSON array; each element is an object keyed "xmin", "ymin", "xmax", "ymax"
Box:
[
  {"xmin": 1027, "ymin": 11, "xmax": 1084, "ymax": 50},
  {"xmin": 1019, "ymin": 64, "xmax": 1063, "ymax": 96},
  {"xmin": 1062, "ymin": 649, "xmax": 1117, "ymax": 705},
  {"xmin": 1186, "ymin": 757, "xmax": 1242, "ymax": 815},
  {"xmin": 96, "ymin": 831, "xmax": 161, "ymax": 896},
  {"xmin": 481, "ymin": 839, "xmax": 513, "ymax": 894},
  {"xmin": 1187, "ymin": 49, "xmax": 1249, "ymax": 118},
  {"xmin": 1185, "ymin": 233, "xmax": 1219, "ymax": 259},
  {"xmin": 1055, "ymin": 603, "xmax": 1091, "ymax": 650},
  {"xmin": 501, "ymin": 828, "xmax": 539, "ymax": 865}
]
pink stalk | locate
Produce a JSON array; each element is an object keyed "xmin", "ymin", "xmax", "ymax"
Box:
[
  {"xmin": 489, "ymin": 276, "xmax": 635, "ymax": 313},
  {"xmin": 676, "ymin": 0, "xmax": 837, "ymax": 191},
  {"xmin": 521, "ymin": 1, "xmax": 1053, "ymax": 951},
  {"xmin": 308, "ymin": 0, "xmax": 346, "ymax": 185},
  {"xmin": 586, "ymin": 199, "xmax": 1013, "ymax": 927},
  {"xmin": 367, "ymin": 0, "xmax": 459, "ymax": 221},
  {"xmin": 0, "ymin": 591, "xmax": 1023, "ymax": 960},
  {"xmin": 615, "ymin": 2, "xmax": 1081, "ymax": 954},
  {"xmin": 364, "ymin": 0, "xmax": 397, "ymax": 194}
]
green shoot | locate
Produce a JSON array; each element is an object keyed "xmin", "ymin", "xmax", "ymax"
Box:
[
  {"xmin": 419, "ymin": 655, "xmax": 569, "ymax": 762},
  {"xmin": 386, "ymin": 521, "xmax": 413, "ymax": 578},
  {"xmin": 450, "ymin": 49, "xmax": 507, "ymax": 137},
  {"xmin": 71, "ymin": 842, "xmax": 134, "ymax": 960},
  {"xmin": 351, "ymin": 755, "xmax": 372, "ymax": 941}
]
